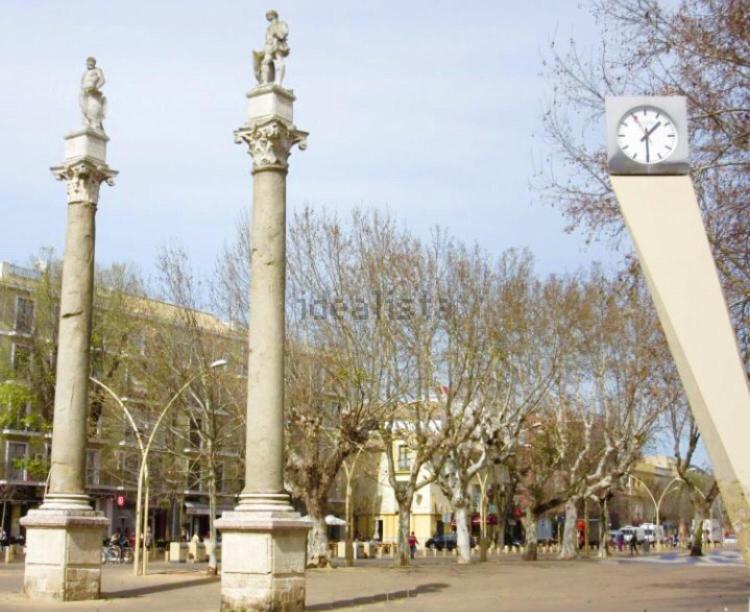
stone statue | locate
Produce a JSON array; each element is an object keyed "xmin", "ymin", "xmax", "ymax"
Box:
[
  {"xmin": 80, "ymin": 57, "xmax": 107, "ymax": 132},
  {"xmin": 253, "ymin": 10, "xmax": 289, "ymax": 87}
]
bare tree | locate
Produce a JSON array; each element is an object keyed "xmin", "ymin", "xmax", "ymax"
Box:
[
  {"xmin": 536, "ymin": 0, "xmax": 750, "ymax": 357},
  {"xmin": 148, "ymin": 246, "xmax": 245, "ymax": 575}
]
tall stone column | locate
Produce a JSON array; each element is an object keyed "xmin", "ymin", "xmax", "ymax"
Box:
[
  {"xmin": 216, "ymin": 12, "xmax": 311, "ymax": 611},
  {"xmin": 21, "ymin": 58, "xmax": 114, "ymax": 601}
]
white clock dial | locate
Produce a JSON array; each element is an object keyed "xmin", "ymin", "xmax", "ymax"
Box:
[{"xmin": 616, "ymin": 106, "xmax": 679, "ymax": 165}]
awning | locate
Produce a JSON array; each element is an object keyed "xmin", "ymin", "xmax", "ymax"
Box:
[{"xmin": 325, "ymin": 514, "xmax": 347, "ymax": 526}]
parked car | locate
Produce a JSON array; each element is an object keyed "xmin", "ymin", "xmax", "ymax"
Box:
[
  {"xmin": 425, "ymin": 532, "xmax": 477, "ymax": 550},
  {"xmin": 640, "ymin": 523, "xmax": 666, "ymax": 544},
  {"xmin": 620, "ymin": 526, "xmax": 645, "ymax": 544}
]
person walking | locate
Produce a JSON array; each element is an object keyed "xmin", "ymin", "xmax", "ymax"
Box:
[
  {"xmin": 629, "ymin": 533, "xmax": 639, "ymax": 556},
  {"xmin": 408, "ymin": 532, "xmax": 419, "ymax": 559}
]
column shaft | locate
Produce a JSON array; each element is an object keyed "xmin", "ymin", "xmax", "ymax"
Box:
[
  {"xmin": 243, "ymin": 169, "xmax": 287, "ymax": 496},
  {"xmin": 48, "ymin": 200, "xmax": 97, "ymax": 499}
]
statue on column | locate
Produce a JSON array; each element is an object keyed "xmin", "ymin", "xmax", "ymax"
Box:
[
  {"xmin": 80, "ymin": 57, "xmax": 107, "ymax": 132},
  {"xmin": 253, "ymin": 10, "xmax": 290, "ymax": 87}
]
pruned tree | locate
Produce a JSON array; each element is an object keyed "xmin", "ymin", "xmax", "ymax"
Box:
[{"xmin": 146, "ymin": 246, "xmax": 246, "ymax": 575}]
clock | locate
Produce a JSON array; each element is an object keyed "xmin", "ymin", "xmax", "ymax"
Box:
[{"xmin": 606, "ymin": 97, "xmax": 689, "ymax": 175}]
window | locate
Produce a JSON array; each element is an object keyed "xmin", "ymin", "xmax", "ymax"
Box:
[
  {"xmin": 9, "ymin": 401, "xmax": 31, "ymax": 430},
  {"xmin": 11, "ymin": 344, "xmax": 31, "ymax": 374},
  {"xmin": 86, "ymin": 449, "xmax": 100, "ymax": 486},
  {"xmin": 89, "ymin": 399, "xmax": 103, "ymax": 436},
  {"xmin": 6, "ymin": 442, "xmax": 28, "ymax": 481},
  {"xmin": 14, "ymin": 297, "xmax": 34, "ymax": 334},
  {"xmin": 189, "ymin": 417, "xmax": 202, "ymax": 449},
  {"xmin": 131, "ymin": 331, "xmax": 146, "ymax": 356},
  {"xmin": 397, "ymin": 445, "xmax": 410, "ymax": 470},
  {"xmin": 188, "ymin": 461, "xmax": 202, "ymax": 491}
]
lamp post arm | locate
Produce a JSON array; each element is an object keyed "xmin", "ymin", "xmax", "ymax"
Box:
[
  {"xmin": 657, "ymin": 476, "xmax": 683, "ymax": 510},
  {"xmin": 89, "ymin": 377, "xmax": 145, "ymax": 455},
  {"xmin": 89, "ymin": 376, "xmax": 147, "ymax": 576},
  {"xmin": 629, "ymin": 474, "xmax": 657, "ymax": 512},
  {"xmin": 142, "ymin": 372, "xmax": 202, "ymax": 463}
]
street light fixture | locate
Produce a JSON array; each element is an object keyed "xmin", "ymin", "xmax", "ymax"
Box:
[{"xmin": 90, "ymin": 357, "xmax": 228, "ymax": 576}]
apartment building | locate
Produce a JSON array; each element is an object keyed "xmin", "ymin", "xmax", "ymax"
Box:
[{"xmin": 0, "ymin": 261, "xmax": 245, "ymax": 543}]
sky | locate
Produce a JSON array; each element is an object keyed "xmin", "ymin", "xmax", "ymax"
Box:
[
  {"xmin": 0, "ymin": 0, "xmax": 619, "ymax": 283},
  {"xmin": 0, "ymin": 1, "xmax": 713, "ymax": 470}
]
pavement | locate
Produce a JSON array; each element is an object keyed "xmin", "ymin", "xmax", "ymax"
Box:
[{"xmin": 0, "ymin": 549, "xmax": 747, "ymax": 611}]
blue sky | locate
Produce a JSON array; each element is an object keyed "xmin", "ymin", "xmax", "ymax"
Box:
[
  {"xmin": 0, "ymin": 0, "xmax": 618, "ymax": 280},
  {"xmin": 0, "ymin": 1, "xmax": 714, "ymax": 471}
]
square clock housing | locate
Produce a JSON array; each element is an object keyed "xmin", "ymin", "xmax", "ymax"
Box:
[{"xmin": 606, "ymin": 96, "xmax": 690, "ymax": 175}]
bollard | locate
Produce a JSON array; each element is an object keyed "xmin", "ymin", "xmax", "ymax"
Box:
[
  {"xmin": 5, "ymin": 546, "xmax": 14, "ymax": 563},
  {"xmin": 164, "ymin": 550, "xmax": 170, "ymax": 562}
]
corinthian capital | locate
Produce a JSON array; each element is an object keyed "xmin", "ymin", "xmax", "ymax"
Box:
[
  {"xmin": 235, "ymin": 118, "xmax": 307, "ymax": 173},
  {"xmin": 51, "ymin": 160, "xmax": 117, "ymax": 204}
]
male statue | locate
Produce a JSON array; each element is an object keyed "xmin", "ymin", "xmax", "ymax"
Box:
[
  {"xmin": 253, "ymin": 10, "xmax": 290, "ymax": 87},
  {"xmin": 80, "ymin": 56, "xmax": 107, "ymax": 131}
]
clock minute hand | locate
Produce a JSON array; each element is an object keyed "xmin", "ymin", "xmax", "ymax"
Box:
[{"xmin": 640, "ymin": 121, "xmax": 662, "ymax": 142}]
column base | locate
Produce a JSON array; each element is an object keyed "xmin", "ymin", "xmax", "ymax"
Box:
[
  {"xmin": 20, "ymin": 504, "xmax": 109, "ymax": 602},
  {"xmin": 216, "ymin": 504, "xmax": 311, "ymax": 612}
]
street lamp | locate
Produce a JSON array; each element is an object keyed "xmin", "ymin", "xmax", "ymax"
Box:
[
  {"xmin": 90, "ymin": 357, "xmax": 228, "ymax": 576},
  {"xmin": 628, "ymin": 473, "xmax": 686, "ymax": 552}
]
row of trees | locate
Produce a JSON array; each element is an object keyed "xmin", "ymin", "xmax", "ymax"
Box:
[
  {"xmin": 3, "ymin": 202, "xmax": 723, "ymax": 570},
  {"xmin": 212, "ymin": 207, "xmax": 707, "ymax": 566}
]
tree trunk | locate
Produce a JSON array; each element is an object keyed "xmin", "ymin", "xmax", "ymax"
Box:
[
  {"xmin": 598, "ymin": 496, "xmax": 609, "ymax": 559},
  {"xmin": 523, "ymin": 507, "xmax": 538, "ymax": 561},
  {"xmin": 560, "ymin": 498, "xmax": 578, "ymax": 559},
  {"xmin": 583, "ymin": 498, "xmax": 589, "ymax": 555},
  {"xmin": 455, "ymin": 503, "xmax": 472, "ymax": 564},
  {"xmin": 396, "ymin": 502, "xmax": 411, "ymax": 567},
  {"xmin": 479, "ymin": 488, "xmax": 489, "ymax": 562},
  {"xmin": 690, "ymin": 506, "xmax": 705, "ymax": 557},
  {"xmin": 307, "ymin": 512, "xmax": 330, "ymax": 568},
  {"xmin": 207, "ymin": 463, "xmax": 218, "ymax": 575},
  {"xmin": 344, "ymin": 475, "xmax": 354, "ymax": 567}
]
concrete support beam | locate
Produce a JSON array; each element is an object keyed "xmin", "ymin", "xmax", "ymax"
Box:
[{"xmin": 611, "ymin": 175, "xmax": 750, "ymax": 564}]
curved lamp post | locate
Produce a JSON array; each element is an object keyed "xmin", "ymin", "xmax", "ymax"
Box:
[
  {"xmin": 628, "ymin": 473, "xmax": 685, "ymax": 552},
  {"xmin": 90, "ymin": 358, "xmax": 227, "ymax": 576}
]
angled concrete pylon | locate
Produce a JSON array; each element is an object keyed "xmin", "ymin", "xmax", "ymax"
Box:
[{"xmin": 607, "ymin": 96, "xmax": 750, "ymax": 565}]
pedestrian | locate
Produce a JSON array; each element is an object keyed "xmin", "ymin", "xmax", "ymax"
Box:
[
  {"xmin": 408, "ymin": 531, "xmax": 418, "ymax": 559},
  {"xmin": 616, "ymin": 532, "xmax": 624, "ymax": 552},
  {"xmin": 629, "ymin": 533, "xmax": 638, "ymax": 556}
]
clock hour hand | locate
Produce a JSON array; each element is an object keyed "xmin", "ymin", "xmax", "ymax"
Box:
[{"xmin": 640, "ymin": 121, "xmax": 662, "ymax": 142}]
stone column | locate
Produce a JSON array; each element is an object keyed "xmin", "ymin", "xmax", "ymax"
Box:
[
  {"xmin": 21, "ymin": 126, "xmax": 115, "ymax": 601},
  {"xmin": 215, "ymin": 84, "xmax": 310, "ymax": 611}
]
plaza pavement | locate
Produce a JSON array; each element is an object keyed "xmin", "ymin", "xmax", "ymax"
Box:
[{"xmin": 0, "ymin": 549, "xmax": 748, "ymax": 611}]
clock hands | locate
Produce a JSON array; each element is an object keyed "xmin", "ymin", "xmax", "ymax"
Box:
[
  {"xmin": 639, "ymin": 121, "xmax": 662, "ymax": 163},
  {"xmin": 640, "ymin": 121, "xmax": 662, "ymax": 141}
]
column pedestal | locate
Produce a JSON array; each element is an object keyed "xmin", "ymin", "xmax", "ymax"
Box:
[
  {"xmin": 22, "ymin": 505, "xmax": 109, "ymax": 601},
  {"xmin": 216, "ymin": 508, "xmax": 309, "ymax": 611}
]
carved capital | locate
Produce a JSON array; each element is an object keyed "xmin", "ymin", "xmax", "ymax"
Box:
[
  {"xmin": 235, "ymin": 118, "xmax": 307, "ymax": 173},
  {"xmin": 51, "ymin": 160, "xmax": 117, "ymax": 204}
]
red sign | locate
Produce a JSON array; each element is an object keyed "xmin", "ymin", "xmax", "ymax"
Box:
[{"xmin": 116, "ymin": 495, "xmax": 126, "ymax": 508}]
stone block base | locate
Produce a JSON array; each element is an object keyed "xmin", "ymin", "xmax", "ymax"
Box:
[
  {"xmin": 20, "ymin": 507, "xmax": 109, "ymax": 601},
  {"xmin": 216, "ymin": 510, "xmax": 311, "ymax": 611}
]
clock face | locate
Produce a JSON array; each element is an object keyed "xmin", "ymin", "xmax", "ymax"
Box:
[{"xmin": 616, "ymin": 106, "xmax": 679, "ymax": 165}]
